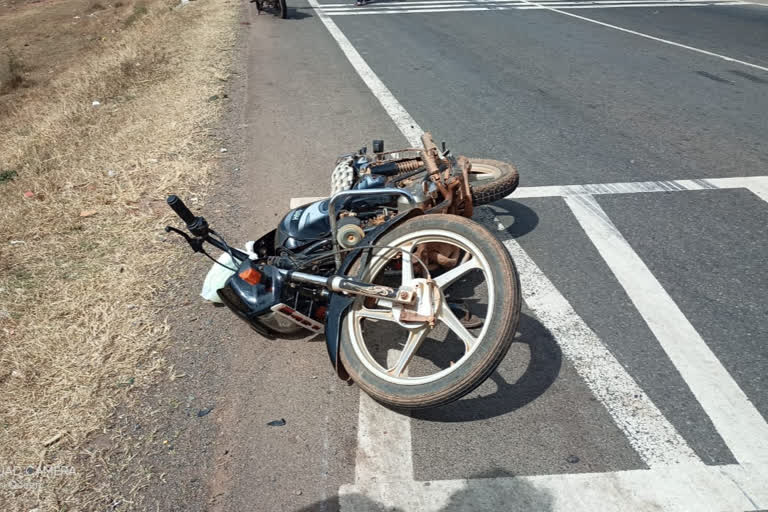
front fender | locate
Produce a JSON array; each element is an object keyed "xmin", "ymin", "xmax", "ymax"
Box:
[{"xmin": 325, "ymin": 208, "xmax": 424, "ymax": 379}]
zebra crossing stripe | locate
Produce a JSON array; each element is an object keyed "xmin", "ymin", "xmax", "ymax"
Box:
[
  {"xmin": 321, "ymin": 0, "xmax": 736, "ymax": 5},
  {"xmin": 565, "ymin": 193, "xmax": 768, "ymax": 466},
  {"xmin": 320, "ymin": 0, "xmax": 749, "ymax": 14}
]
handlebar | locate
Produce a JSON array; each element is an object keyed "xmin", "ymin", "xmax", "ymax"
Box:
[
  {"xmin": 165, "ymin": 194, "xmax": 249, "ymax": 262},
  {"xmin": 167, "ymin": 194, "xmax": 196, "ymax": 224},
  {"xmin": 166, "ymin": 193, "xmax": 208, "ymax": 238}
]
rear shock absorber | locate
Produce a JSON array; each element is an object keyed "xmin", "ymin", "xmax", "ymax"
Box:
[
  {"xmin": 394, "ymin": 159, "xmax": 422, "ymax": 173},
  {"xmin": 368, "ymin": 158, "xmax": 422, "ymax": 176}
]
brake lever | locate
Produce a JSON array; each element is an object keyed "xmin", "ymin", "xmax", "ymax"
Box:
[{"xmin": 165, "ymin": 226, "xmax": 204, "ymax": 253}]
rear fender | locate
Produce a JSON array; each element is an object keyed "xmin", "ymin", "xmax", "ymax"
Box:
[{"xmin": 325, "ymin": 208, "xmax": 424, "ymax": 379}]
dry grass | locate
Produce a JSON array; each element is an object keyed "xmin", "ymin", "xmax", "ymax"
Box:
[{"xmin": 0, "ymin": 0, "xmax": 237, "ymax": 509}]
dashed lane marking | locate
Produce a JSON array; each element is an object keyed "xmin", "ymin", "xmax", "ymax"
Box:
[
  {"xmin": 306, "ymin": 0, "xmax": 424, "ymax": 147},
  {"xmin": 515, "ymin": 0, "xmax": 768, "ymax": 73}
]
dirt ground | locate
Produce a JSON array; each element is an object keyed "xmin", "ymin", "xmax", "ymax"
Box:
[
  {"xmin": 0, "ymin": 0, "xmax": 239, "ymax": 509},
  {"xmin": 0, "ymin": 0, "xmax": 162, "ymax": 112}
]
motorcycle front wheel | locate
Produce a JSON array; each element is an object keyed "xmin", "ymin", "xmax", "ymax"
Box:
[{"xmin": 339, "ymin": 214, "xmax": 521, "ymax": 409}]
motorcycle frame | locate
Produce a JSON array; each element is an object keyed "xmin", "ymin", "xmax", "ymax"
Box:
[{"xmin": 327, "ymin": 187, "xmax": 416, "ymax": 268}]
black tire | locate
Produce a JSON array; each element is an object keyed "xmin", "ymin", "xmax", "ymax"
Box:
[
  {"xmin": 467, "ymin": 159, "xmax": 519, "ymax": 205},
  {"xmin": 277, "ymin": 0, "xmax": 287, "ymax": 18},
  {"xmin": 339, "ymin": 214, "xmax": 521, "ymax": 409}
]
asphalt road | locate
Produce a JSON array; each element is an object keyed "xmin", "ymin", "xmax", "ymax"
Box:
[{"xmin": 198, "ymin": 1, "xmax": 768, "ymax": 510}]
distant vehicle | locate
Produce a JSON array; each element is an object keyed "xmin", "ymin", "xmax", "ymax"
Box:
[{"xmin": 251, "ymin": 0, "xmax": 287, "ymax": 19}]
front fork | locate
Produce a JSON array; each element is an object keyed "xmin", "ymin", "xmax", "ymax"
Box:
[{"xmin": 284, "ymin": 270, "xmax": 416, "ymax": 304}]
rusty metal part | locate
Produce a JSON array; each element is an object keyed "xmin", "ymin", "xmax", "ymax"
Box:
[
  {"xmin": 432, "ymin": 244, "xmax": 461, "ymax": 267},
  {"xmin": 457, "ymin": 301, "xmax": 484, "ymax": 329},
  {"xmin": 423, "ymin": 156, "xmax": 475, "ymax": 218},
  {"xmin": 421, "ymin": 132, "xmax": 440, "ymax": 176},
  {"xmin": 426, "ymin": 198, "xmax": 451, "ymax": 214},
  {"xmin": 431, "ymin": 170, "xmax": 452, "ymax": 201},
  {"xmin": 399, "ymin": 310, "xmax": 435, "ymax": 325},
  {"xmin": 391, "ymin": 166, "xmax": 427, "ymax": 186},
  {"xmin": 415, "ymin": 242, "xmax": 461, "ymax": 268},
  {"xmin": 364, "ymin": 212, "xmax": 389, "ymax": 227},
  {"xmin": 457, "ymin": 155, "xmax": 474, "ymax": 218},
  {"xmin": 367, "ymin": 134, "xmax": 475, "ymax": 219},
  {"xmin": 368, "ymin": 158, "xmax": 422, "ymax": 174},
  {"xmin": 421, "ymin": 134, "xmax": 473, "ymax": 218},
  {"xmin": 414, "ymin": 242, "xmax": 462, "ymax": 272},
  {"xmin": 432, "ymin": 178, "xmax": 464, "ymax": 215},
  {"xmin": 398, "ymin": 279, "xmax": 439, "ymax": 327},
  {"xmin": 394, "ymin": 159, "xmax": 422, "ymax": 173}
]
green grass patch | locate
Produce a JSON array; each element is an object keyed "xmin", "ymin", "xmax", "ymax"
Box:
[{"xmin": 0, "ymin": 169, "xmax": 18, "ymax": 183}]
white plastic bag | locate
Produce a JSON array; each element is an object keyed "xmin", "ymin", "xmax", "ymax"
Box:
[{"xmin": 200, "ymin": 252, "xmax": 238, "ymax": 303}]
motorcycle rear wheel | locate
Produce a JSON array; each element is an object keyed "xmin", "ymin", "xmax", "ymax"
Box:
[
  {"xmin": 339, "ymin": 214, "xmax": 521, "ymax": 409},
  {"xmin": 467, "ymin": 159, "xmax": 519, "ymax": 205}
]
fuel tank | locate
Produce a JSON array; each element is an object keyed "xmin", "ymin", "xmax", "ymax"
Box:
[{"xmin": 276, "ymin": 199, "xmax": 331, "ymax": 251}]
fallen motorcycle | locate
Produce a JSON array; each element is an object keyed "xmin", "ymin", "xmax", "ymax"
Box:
[{"xmin": 165, "ymin": 133, "xmax": 521, "ymax": 409}]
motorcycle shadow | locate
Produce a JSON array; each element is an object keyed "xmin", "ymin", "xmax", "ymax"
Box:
[
  {"xmin": 294, "ymin": 467, "xmax": 555, "ymax": 512},
  {"xmin": 284, "ymin": 8, "xmax": 313, "ymax": 19},
  {"xmin": 411, "ymin": 312, "xmax": 562, "ymax": 423},
  {"xmin": 479, "ymin": 199, "xmax": 540, "ymax": 239}
]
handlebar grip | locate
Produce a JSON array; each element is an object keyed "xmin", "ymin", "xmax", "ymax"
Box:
[{"xmin": 167, "ymin": 195, "xmax": 196, "ymax": 224}]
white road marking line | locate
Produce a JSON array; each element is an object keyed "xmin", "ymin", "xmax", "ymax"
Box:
[
  {"xmin": 326, "ymin": 5, "xmax": 722, "ymax": 15},
  {"xmin": 340, "ymin": 462, "xmax": 768, "ymax": 511},
  {"xmin": 355, "ymin": 351, "xmax": 414, "ymax": 484},
  {"xmin": 517, "ymin": 0, "xmax": 768, "ymax": 73},
  {"xmin": 321, "ymin": 3, "xmax": 496, "ymax": 10},
  {"xmin": 747, "ymin": 183, "xmax": 768, "ymax": 202},
  {"xmin": 482, "ymin": 210, "xmax": 700, "ymax": 467},
  {"xmin": 287, "ymin": 175, "xmax": 768, "ymax": 207},
  {"xmin": 518, "ymin": 1, "xmax": 733, "ymax": 6},
  {"xmin": 306, "ymin": 0, "xmax": 424, "ymax": 147},
  {"xmin": 320, "ymin": 0, "xmax": 731, "ymax": 5},
  {"xmin": 321, "ymin": 0, "xmax": 750, "ymax": 14},
  {"xmin": 564, "ymin": 194, "xmax": 768, "ymax": 466},
  {"xmin": 321, "ymin": 0, "xmax": 733, "ymax": 8},
  {"xmin": 320, "ymin": 0, "xmax": 483, "ymax": 4},
  {"xmin": 323, "ymin": 3, "xmax": 730, "ymax": 14},
  {"xmin": 328, "ymin": 7, "xmax": 486, "ymax": 14},
  {"xmin": 322, "ymin": 0, "xmax": 495, "ymax": 7},
  {"xmin": 512, "ymin": 175, "xmax": 768, "ymax": 198},
  {"xmin": 711, "ymin": 176, "xmax": 768, "ymax": 202},
  {"xmin": 328, "ymin": 7, "xmax": 491, "ymax": 14}
]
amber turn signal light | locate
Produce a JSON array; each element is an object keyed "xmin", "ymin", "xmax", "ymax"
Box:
[{"xmin": 239, "ymin": 267, "xmax": 262, "ymax": 285}]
